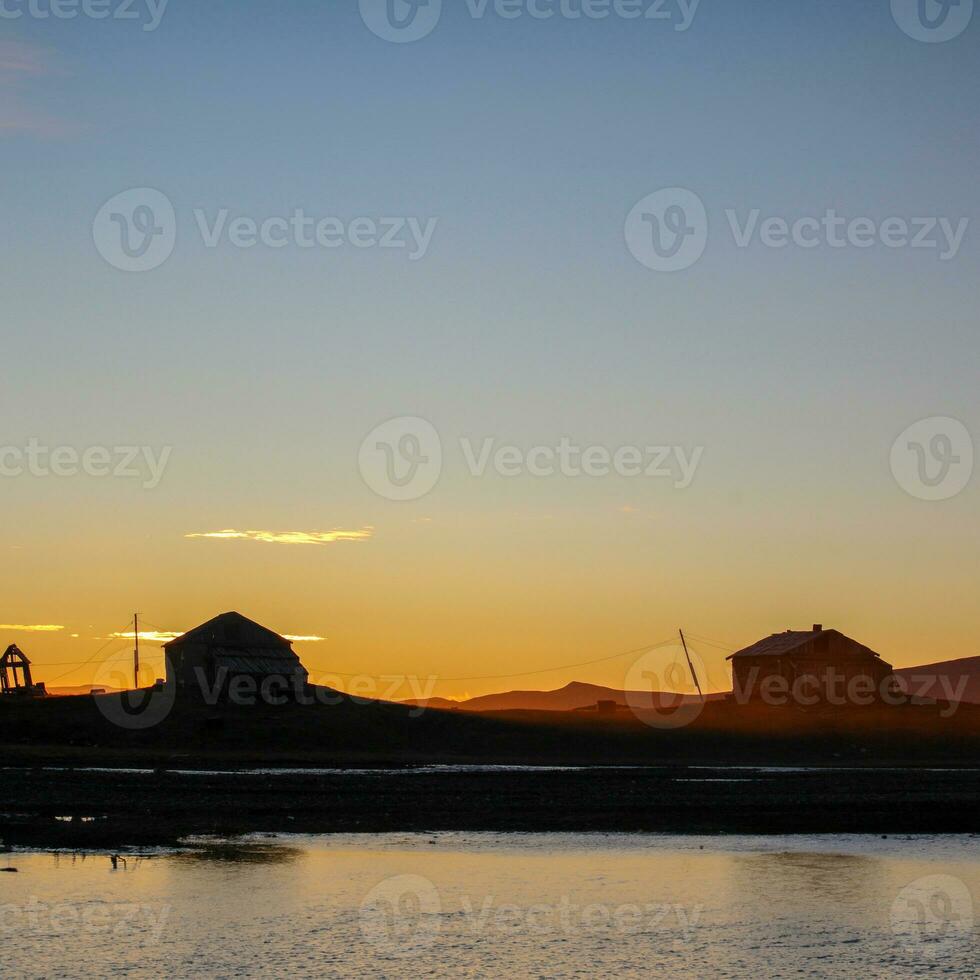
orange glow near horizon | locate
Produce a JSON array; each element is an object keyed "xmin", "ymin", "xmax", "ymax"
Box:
[
  {"xmin": 12, "ymin": 585, "xmax": 975, "ymax": 699},
  {"xmin": 5, "ymin": 471, "xmax": 978, "ymax": 698}
]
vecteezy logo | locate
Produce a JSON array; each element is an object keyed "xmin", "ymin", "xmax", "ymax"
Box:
[
  {"xmin": 91, "ymin": 654, "xmax": 177, "ymax": 730},
  {"xmin": 890, "ymin": 874, "xmax": 975, "ymax": 958},
  {"xmin": 359, "ymin": 417, "xmax": 443, "ymax": 501},
  {"xmin": 624, "ymin": 643, "xmax": 708, "ymax": 730},
  {"xmin": 890, "ymin": 417, "xmax": 974, "ymax": 501},
  {"xmin": 625, "ymin": 188, "xmax": 708, "ymax": 272},
  {"xmin": 359, "ymin": 0, "xmax": 442, "ymax": 42},
  {"xmin": 93, "ymin": 188, "xmax": 176, "ymax": 272},
  {"xmin": 892, "ymin": 0, "xmax": 973, "ymax": 42},
  {"xmin": 359, "ymin": 874, "xmax": 442, "ymax": 957}
]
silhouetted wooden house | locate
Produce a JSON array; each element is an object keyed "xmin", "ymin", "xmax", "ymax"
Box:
[
  {"xmin": 164, "ymin": 612, "xmax": 309, "ymax": 695},
  {"xmin": 727, "ymin": 625, "xmax": 895, "ymax": 702},
  {"xmin": 0, "ymin": 644, "xmax": 46, "ymax": 697}
]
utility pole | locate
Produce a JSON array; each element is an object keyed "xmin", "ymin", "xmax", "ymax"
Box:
[
  {"xmin": 679, "ymin": 629, "xmax": 704, "ymax": 701},
  {"xmin": 133, "ymin": 613, "xmax": 140, "ymax": 690}
]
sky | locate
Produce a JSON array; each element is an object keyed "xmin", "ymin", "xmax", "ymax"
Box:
[{"xmin": 1, "ymin": 0, "xmax": 978, "ymax": 699}]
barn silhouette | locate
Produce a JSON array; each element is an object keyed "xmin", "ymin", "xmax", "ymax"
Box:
[
  {"xmin": 728, "ymin": 625, "xmax": 895, "ymax": 701},
  {"xmin": 164, "ymin": 612, "xmax": 309, "ymax": 695}
]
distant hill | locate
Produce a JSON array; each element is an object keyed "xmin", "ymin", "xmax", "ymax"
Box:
[
  {"xmin": 404, "ymin": 658, "xmax": 980, "ymax": 712},
  {"xmin": 47, "ymin": 684, "xmax": 125, "ymax": 697},
  {"xmin": 401, "ymin": 680, "xmax": 725, "ymax": 713},
  {"xmin": 895, "ymin": 656, "xmax": 980, "ymax": 704},
  {"xmin": 40, "ymin": 657, "xmax": 980, "ymax": 709}
]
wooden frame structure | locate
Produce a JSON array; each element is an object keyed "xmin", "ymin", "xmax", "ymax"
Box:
[{"xmin": 1, "ymin": 644, "xmax": 36, "ymax": 695}]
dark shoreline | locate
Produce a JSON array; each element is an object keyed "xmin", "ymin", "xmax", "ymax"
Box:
[
  {"xmin": 3, "ymin": 694, "xmax": 979, "ymax": 848},
  {"xmin": 3, "ymin": 765, "xmax": 979, "ymax": 850}
]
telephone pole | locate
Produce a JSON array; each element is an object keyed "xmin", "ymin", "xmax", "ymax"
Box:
[
  {"xmin": 679, "ymin": 629, "xmax": 704, "ymax": 701},
  {"xmin": 133, "ymin": 613, "xmax": 140, "ymax": 690}
]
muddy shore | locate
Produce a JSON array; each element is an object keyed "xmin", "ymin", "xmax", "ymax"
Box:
[
  {"xmin": 3, "ymin": 766, "xmax": 979, "ymax": 849},
  {"xmin": 2, "ymin": 693, "xmax": 978, "ymax": 848}
]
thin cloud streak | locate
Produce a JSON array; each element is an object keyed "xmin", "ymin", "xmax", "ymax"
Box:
[
  {"xmin": 0, "ymin": 40, "xmax": 81, "ymax": 138},
  {"xmin": 0, "ymin": 624, "xmax": 65, "ymax": 633},
  {"xmin": 110, "ymin": 631, "xmax": 184, "ymax": 644},
  {"xmin": 185, "ymin": 528, "xmax": 373, "ymax": 545},
  {"xmin": 0, "ymin": 40, "xmax": 52, "ymax": 76},
  {"xmin": 110, "ymin": 630, "xmax": 326, "ymax": 644}
]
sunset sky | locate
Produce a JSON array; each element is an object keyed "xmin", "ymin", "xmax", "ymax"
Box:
[{"xmin": 2, "ymin": 2, "xmax": 978, "ymax": 699}]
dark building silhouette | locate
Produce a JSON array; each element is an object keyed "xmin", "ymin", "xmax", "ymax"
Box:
[
  {"xmin": 1, "ymin": 644, "xmax": 45, "ymax": 696},
  {"xmin": 573, "ymin": 699, "xmax": 623, "ymax": 715},
  {"xmin": 164, "ymin": 612, "xmax": 308, "ymax": 695},
  {"xmin": 728, "ymin": 625, "xmax": 896, "ymax": 702}
]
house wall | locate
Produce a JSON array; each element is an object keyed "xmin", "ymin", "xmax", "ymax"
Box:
[
  {"xmin": 166, "ymin": 643, "xmax": 213, "ymax": 689},
  {"xmin": 732, "ymin": 636, "xmax": 896, "ymax": 703},
  {"xmin": 166, "ymin": 644, "xmax": 309, "ymax": 699}
]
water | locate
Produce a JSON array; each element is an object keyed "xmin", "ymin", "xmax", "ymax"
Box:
[
  {"xmin": 1, "ymin": 834, "xmax": 977, "ymax": 978},
  {"xmin": 7, "ymin": 763, "xmax": 980, "ymax": 777}
]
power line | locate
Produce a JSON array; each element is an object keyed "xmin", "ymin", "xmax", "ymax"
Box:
[
  {"xmin": 32, "ymin": 621, "xmax": 726, "ymax": 688},
  {"xmin": 33, "ymin": 616, "xmax": 176, "ymax": 672},
  {"xmin": 306, "ymin": 636, "xmax": 683, "ymax": 683},
  {"xmin": 685, "ymin": 631, "xmax": 737, "ymax": 653},
  {"xmin": 31, "ymin": 652, "xmax": 136, "ymax": 667},
  {"xmin": 35, "ymin": 618, "xmax": 141, "ymax": 685}
]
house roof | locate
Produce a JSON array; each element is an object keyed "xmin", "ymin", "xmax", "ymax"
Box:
[
  {"xmin": 213, "ymin": 652, "xmax": 306, "ymax": 675},
  {"xmin": 727, "ymin": 628, "xmax": 882, "ymax": 662},
  {"xmin": 1, "ymin": 644, "xmax": 30, "ymax": 666},
  {"xmin": 164, "ymin": 611, "xmax": 292, "ymax": 650}
]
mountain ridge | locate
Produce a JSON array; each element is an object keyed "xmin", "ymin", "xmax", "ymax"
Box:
[{"xmin": 400, "ymin": 657, "xmax": 980, "ymax": 712}]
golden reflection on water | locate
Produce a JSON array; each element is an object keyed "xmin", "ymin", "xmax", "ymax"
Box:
[{"xmin": 0, "ymin": 835, "xmax": 976, "ymax": 978}]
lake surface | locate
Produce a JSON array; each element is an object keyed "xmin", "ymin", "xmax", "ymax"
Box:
[{"xmin": 1, "ymin": 834, "xmax": 976, "ymax": 978}]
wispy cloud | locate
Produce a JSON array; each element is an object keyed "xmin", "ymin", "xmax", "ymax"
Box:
[
  {"xmin": 0, "ymin": 40, "xmax": 78, "ymax": 137},
  {"xmin": 0, "ymin": 40, "xmax": 52, "ymax": 77},
  {"xmin": 185, "ymin": 528, "xmax": 373, "ymax": 546},
  {"xmin": 619, "ymin": 505, "xmax": 656, "ymax": 519},
  {"xmin": 110, "ymin": 630, "xmax": 326, "ymax": 644},
  {"xmin": 0, "ymin": 624, "xmax": 65, "ymax": 633},
  {"xmin": 110, "ymin": 631, "xmax": 184, "ymax": 644}
]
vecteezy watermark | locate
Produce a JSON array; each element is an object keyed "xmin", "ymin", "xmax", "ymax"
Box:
[
  {"xmin": 0, "ymin": 897, "xmax": 171, "ymax": 940},
  {"xmin": 358, "ymin": 417, "xmax": 705, "ymax": 501},
  {"xmin": 91, "ymin": 654, "xmax": 178, "ymax": 730},
  {"xmin": 360, "ymin": 875, "xmax": 443, "ymax": 957},
  {"xmin": 461, "ymin": 0, "xmax": 701, "ymax": 29},
  {"xmin": 625, "ymin": 188, "xmax": 709, "ymax": 272},
  {"xmin": 92, "ymin": 657, "xmax": 440, "ymax": 730},
  {"xmin": 890, "ymin": 875, "xmax": 975, "ymax": 958},
  {"xmin": 624, "ymin": 643, "xmax": 710, "ymax": 729},
  {"xmin": 193, "ymin": 671, "xmax": 439, "ymax": 718},
  {"xmin": 93, "ymin": 189, "xmax": 439, "ymax": 272},
  {"xmin": 892, "ymin": 0, "xmax": 973, "ymax": 42},
  {"xmin": 890, "ymin": 417, "xmax": 974, "ymax": 501},
  {"xmin": 0, "ymin": 440, "xmax": 172, "ymax": 489},
  {"xmin": 458, "ymin": 438, "xmax": 702, "ymax": 487},
  {"xmin": 359, "ymin": 417, "xmax": 444, "ymax": 502},
  {"xmin": 359, "ymin": 0, "xmax": 443, "ymax": 42},
  {"xmin": 359, "ymin": 874, "xmax": 704, "ymax": 957},
  {"xmin": 625, "ymin": 188, "xmax": 971, "ymax": 272},
  {"xmin": 620, "ymin": 642, "xmax": 970, "ymax": 730},
  {"xmin": 0, "ymin": 0, "xmax": 169, "ymax": 31},
  {"xmin": 93, "ymin": 189, "xmax": 177, "ymax": 273},
  {"xmin": 734, "ymin": 667, "xmax": 967, "ymax": 719},
  {"xmin": 360, "ymin": 0, "xmax": 700, "ymax": 43},
  {"xmin": 724, "ymin": 209, "xmax": 969, "ymax": 260}
]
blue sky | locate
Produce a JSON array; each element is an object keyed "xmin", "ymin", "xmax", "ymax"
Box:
[{"xmin": 1, "ymin": 0, "xmax": 979, "ymax": 688}]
